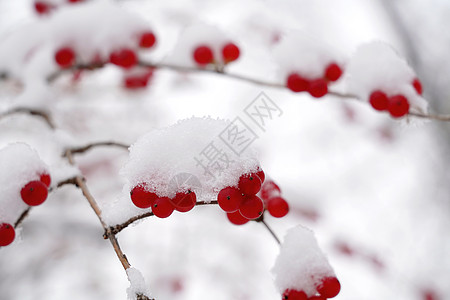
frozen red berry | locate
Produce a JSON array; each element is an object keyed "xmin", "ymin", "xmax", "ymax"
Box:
[
  {"xmin": 222, "ymin": 43, "xmax": 240, "ymax": 63},
  {"xmin": 0, "ymin": 223, "xmax": 15, "ymax": 247},
  {"xmin": 324, "ymin": 63, "xmax": 343, "ymax": 82},
  {"xmin": 130, "ymin": 185, "xmax": 158, "ymax": 209},
  {"xmin": 287, "ymin": 73, "xmax": 309, "ymax": 92},
  {"xmin": 317, "ymin": 276, "xmax": 341, "ymax": 298},
  {"xmin": 239, "ymin": 195, "xmax": 264, "ymax": 219},
  {"xmin": 388, "ymin": 95, "xmax": 410, "ymax": 118},
  {"xmin": 267, "ymin": 197, "xmax": 289, "ymax": 218},
  {"xmin": 39, "ymin": 173, "xmax": 51, "ymax": 187},
  {"xmin": 34, "ymin": 1, "xmax": 52, "ymax": 14},
  {"xmin": 55, "ymin": 47, "xmax": 75, "ymax": 68},
  {"xmin": 412, "ymin": 78, "xmax": 423, "ymax": 95},
  {"xmin": 124, "ymin": 75, "xmax": 149, "ymax": 89},
  {"xmin": 110, "ymin": 48, "xmax": 137, "ymax": 69},
  {"xmin": 238, "ymin": 173, "xmax": 262, "ymax": 195},
  {"xmin": 217, "ymin": 187, "xmax": 243, "ymax": 213},
  {"xmin": 152, "ymin": 197, "xmax": 174, "ymax": 218},
  {"xmin": 20, "ymin": 180, "xmax": 48, "ymax": 206},
  {"xmin": 369, "ymin": 90, "xmax": 389, "ymax": 111},
  {"xmin": 255, "ymin": 168, "xmax": 265, "ymax": 183},
  {"xmin": 139, "ymin": 31, "xmax": 156, "ymax": 48},
  {"xmin": 226, "ymin": 211, "xmax": 249, "ymax": 225},
  {"xmin": 282, "ymin": 289, "xmax": 307, "ymax": 300},
  {"xmin": 261, "ymin": 180, "xmax": 281, "ymax": 201},
  {"xmin": 171, "ymin": 190, "xmax": 196, "ymax": 213},
  {"xmin": 308, "ymin": 79, "xmax": 328, "ymax": 98},
  {"xmin": 193, "ymin": 45, "xmax": 214, "ymax": 65}
]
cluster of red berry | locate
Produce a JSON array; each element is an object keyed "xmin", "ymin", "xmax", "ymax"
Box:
[
  {"xmin": 54, "ymin": 31, "xmax": 156, "ymax": 88},
  {"xmin": 286, "ymin": 63, "xmax": 343, "ymax": 98},
  {"xmin": 192, "ymin": 42, "xmax": 240, "ymax": 66},
  {"xmin": 218, "ymin": 169, "xmax": 289, "ymax": 225},
  {"xmin": 368, "ymin": 78, "xmax": 422, "ymax": 118},
  {"xmin": 0, "ymin": 172, "xmax": 51, "ymax": 247},
  {"xmin": 34, "ymin": 0, "xmax": 84, "ymax": 15},
  {"xmin": 283, "ymin": 276, "xmax": 341, "ymax": 300},
  {"xmin": 130, "ymin": 184, "xmax": 197, "ymax": 218}
]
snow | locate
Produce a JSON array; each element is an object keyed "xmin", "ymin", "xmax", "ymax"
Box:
[
  {"xmin": 103, "ymin": 116, "xmax": 260, "ymax": 225},
  {"xmin": 273, "ymin": 31, "xmax": 345, "ymax": 81},
  {"xmin": 272, "ymin": 225, "xmax": 335, "ymax": 297},
  {"xmin": 346, "ymin": 41, "xmax": 428, "ymax": 112},
  {"xmin": 0, "ymin": 143, "xmax": 49, "ymax": 224},
  {"xmin": 126, "ymin": 267, "xmax": 152, "ymax": 300}
]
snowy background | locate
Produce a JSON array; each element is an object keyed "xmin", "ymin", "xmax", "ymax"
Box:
[{"xmin": 1, "ymin": 0, "xmax": 450, "ymax": 299}]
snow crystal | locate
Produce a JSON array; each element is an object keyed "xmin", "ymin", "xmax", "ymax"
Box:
[
  {"xmin": 126, "ymin": 267, "xmax": 151, "ymax": 300},
  {"xmin": 0, "ymin": 143, "xmax": 49, "ymax": 224},
  {"xmin": 103, "ymin": 117, "xmax": 260, "ymax": 225},
  {"xmin": 165, "ymin": 23, "xmax": 237, "ymax": 66},
  {"xmin": 346, "ymin": 41, "xmax": 428, "ymax": 112},
  {"xmin": 272, "ymin": 225, "xmax": 335, "ymax": 297},
  {"xmin": 273, "ymin": 31, "xmax": 345, "ymax": 79}
]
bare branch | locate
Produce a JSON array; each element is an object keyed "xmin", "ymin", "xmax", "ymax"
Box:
[
  {"xmin": 65, "ymin": 141, "xmax": 129, "ymax": 156},
  {"xmin": 0, "ymin": 107, "xmax": 55, "ymax": 129},
  {"xmin": 257, "ymin": 216, "xmax": 281, "ymax": 245},
  {"xmin": 14, "ymin": 208, "xmax": 31, "ymax": 228}
]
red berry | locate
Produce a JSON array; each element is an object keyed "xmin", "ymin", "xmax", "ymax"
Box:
[
  {"xmin": 124, "ymin": 75, "xmax": 149, "ymax": 89},
  {"xmin": 222, "ymin": 43, "xmax": 240, "ymax": 63},
  {"xmin": 139, "ymin": 31, "xmax": 156, "ymax": 48},
  {"xmin": 324, "ymin": 63, "xmax": 343, "ymax": 82},
  {"xmin": 39, "ymin": 173, "xmax": 51, "ymax": 187},
  {"xmin": 55, "ymin": 47, "xmax": 75, "ymax": 68},
  {"xmin": 261, "ymin": 180, "xmax": 281, "ymax": 201},
  {"xmin": 317, "ymin": 276, "xmax": 341, "ymax": 298},
  {"xmin": 413, "ymin": 78, "xmax": 423, "ymax": 95},
  {"xmin": 282, "ymin": 289, "xmax": 307, "ymax": 300},
  {"xmin": 388, "ymin": 95, "xmax": 410, "ymax": 118},
  {"xmin": 20, "ymin": 180, "xmax": 48, "ymax": 206},
  {"xmin": 110, "ymin": 48, "xmax": 137, "ymax": 69},
  {"xmin": 171, "ymin": 190, "xmax": 196, "ymax": 213},
  {"xmin": 239, "ymin": 195, "xmax": 264, "ymax": 219},
  {"xmin": 217, "ymin": 187, "xmax": 243, "ymax": 213},
  {"xmin": 130, "ymin": 185, "xmax": 158, "ymax": 209},
  {"xmin": 238, "ymin": 173, "xmax": 262, "ymax": 195},
  {"xmin": 226, "ymin": 211, "xmax": 249, "ymax": 225},
  {"xmin": 369, "ymin": 90, "xmax": 389, "ymax": 111},
  {"xmin": 152, "ymin": 197, "xmax": 174, "ymax": 218},
  {"xmin": 193, "ymin": 45, "xmax": 214, "ymax": 65},
  {"xmin": 255, "ymin": 168, "xmax": 265, "ymax": 183},
  {"xmin": 267, "ymin": 197, "xmax": 289, "ymax": 218},
  {"xmin": 0, "ymin": 223, "xmax": 15, "ymax": 247},
  {"xmin": 287, "ymin": 73, "xmax": 309, "ymax": 92},
  {"xmin": 34, "ymin": 2, "xmax": 51, "ymax": 14},
  {"xmin": 308, "ymin": 79, "xmax": 328, "ymax": 98}
]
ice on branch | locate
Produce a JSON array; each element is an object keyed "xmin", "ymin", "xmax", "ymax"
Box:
[
  {"xmin": 346, "ymin": 42, "xmax": 427, "ymax": 114},
  {"xmin": 0, "ymin": 143, "xmax": 50, "ymax": 224},
  {"xmin": 103, "ymin": 117, "xmax": 260, "ymax": 225},
  {"xmin": 272, "ymin": 225, "xmax": 337, "ymax": 297},
  {"xmin": 126, "ymin": 268, "xmax": 152, "ymax": 300}
]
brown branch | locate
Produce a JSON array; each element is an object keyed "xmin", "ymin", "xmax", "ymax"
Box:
[
  {"xmin": 47, "ymin": 62, "xmax": 105, "ymax": 82},
  {"xmin": 0, "ymin": 107, "xmax": 55, "ymax": 129},
  {"xmin": 65, "ymin": 149, "xmax": 154, "ymax": 300},
  {"xmin": 65, "ymin": 141, "xmax": 129, "ymax": 156},
  {"xmin": 14, "ymin": 208, "xmax": 31, "ymax": 228},
  {"xmin": 107, "ymin": 200, "xmax": 219, "ymax": 236}
]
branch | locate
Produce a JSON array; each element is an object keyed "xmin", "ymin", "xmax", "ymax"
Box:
[
  {"xmin": 0, "ymin": 107, "xmax": 55, "ymax": 129},
  {"xmin": 257, "ymin": 216, "xmax": 281, "ymax": 245},
  {"xmin": 65, "ymin": 149, "xmax": 154, "ymax": 300},
  {"xmin": 43, "ymin": 60, "xmax": 450, "ymax": 122},
  {"xmin": 65, "ymin": 141, "xmax": 129, "ymax": 156},
  {"xmin": 107, "ymin": 200, "xmax": 219, "ymax": 236}
]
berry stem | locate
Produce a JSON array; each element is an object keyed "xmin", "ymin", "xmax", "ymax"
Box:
[
  {"xmin": 258, "ymin": 216, "xmax": 281, "ymax": 245},
  {"xmin": 0, "ymin": 107, "xmax": 55, "ymax": 129}
]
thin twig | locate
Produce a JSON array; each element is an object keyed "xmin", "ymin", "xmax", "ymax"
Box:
[
  {"xmin": 0, "ymin": 107, "xmax": 55, "ymax": 129},
  {"xmin": 65, "ymin": 141, "xmax": 129, "ymax": 156},
  {"xmin": 107, "ymin": 200, "xmax": 219, "ymax": 236},
  {"xmin": 258, "ymin": 217, "xmax": 281, "ymax": 245},
  {"xmin": 14, "ymin": 208, "xmax": 31, "ymax": 228}
]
